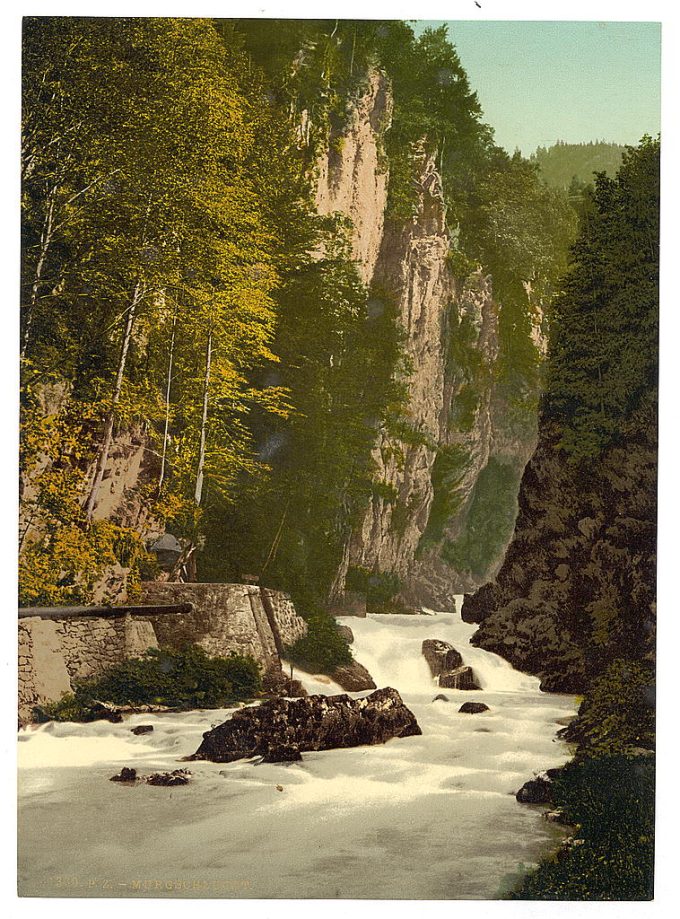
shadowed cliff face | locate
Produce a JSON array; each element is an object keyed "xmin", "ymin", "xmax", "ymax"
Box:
[
  {"xmin": 461, "ymin": 419, "xmax": 657, "ymax": 693},
  {"xmin": 315, "ymin": 71, "xmax": 543, "ymax": 608}
]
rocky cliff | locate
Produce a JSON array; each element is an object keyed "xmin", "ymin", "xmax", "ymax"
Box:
[
  {"xmin": 461, "ymin": 419, "xmax": 657, "ymax": 693},
  {"xmin": 315, "ymin": 71, "xmax": 542, "ymax": 609}
]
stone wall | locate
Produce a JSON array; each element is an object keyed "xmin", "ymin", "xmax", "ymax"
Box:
[
  {"xmin": 18, "ymin": 613, "xmax": 159, "ymax": 724},
  {"xmin": 18, "ymin": 584, "xmax": 308, "ymax": 724}
]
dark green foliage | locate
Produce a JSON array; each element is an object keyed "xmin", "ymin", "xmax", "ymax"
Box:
[
  {"xmin": 510, "ymin": 754, "xmax": 654, "ymax": 900},
  {"xmin": 33, "ymin": 645, "xmax": 262, "ymax": 721},
  {"xmin": 545, "ymin": 137, "xmax": 659, "ymax": 461},
  {"xmin": 561, "ymin": 659, "xmax": 655, "ymax": 758},
  {"xmin": 444, "ymin": 457, "xmax": 523, "ymax": 580},
  {"xmin": 419, "ymin": 445, "xmax": 471, "ymax": 549},
  {"xmin": 285, "ymin": 612, "xmax": 353, "ymax": 673},
  {"xmin": 530, "ymin": 140, "xmax": 626, "ymax": 190},
  {"xmin": 345, "ymin": 566, "xmax": 403, "ymax": 613}
]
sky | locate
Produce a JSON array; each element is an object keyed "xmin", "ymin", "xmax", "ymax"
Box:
[{"xmin": 413, "ymin": 20, "xmax": 661, "ymax": 155}]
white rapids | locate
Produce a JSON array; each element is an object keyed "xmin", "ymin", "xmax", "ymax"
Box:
[{"xmin": 17, "ymin": 600, "xmax": 576, "ymax": 899}]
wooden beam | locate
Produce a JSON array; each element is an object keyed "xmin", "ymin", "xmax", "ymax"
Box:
[{"xmin": 18, "ymin": 603, "xmax": 194, "ymax": 620}]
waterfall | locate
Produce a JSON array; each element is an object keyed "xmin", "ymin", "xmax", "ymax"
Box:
[{"xmin": 336, "ymin": 598, "xmax": 540, "ymax": 698}]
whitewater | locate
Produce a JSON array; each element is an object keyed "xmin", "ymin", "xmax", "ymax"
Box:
[{"xmin": 17, "ymin": 600, "xmax": 576, "ymax": 898}]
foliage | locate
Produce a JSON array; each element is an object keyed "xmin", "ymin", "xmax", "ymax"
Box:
[
  {"xmin": 21, "ymin": 17, "xmax": 284, "ymax": 564},
  {"xmin": 418, "ymin": 445, "xmax": 472, "ymax": 550},
  {"xmin": 33, "ymin": 645, "xmax": 261, "ymax": 720},
  {"xmin": 545, "ymin": 137, "xmax": 660, "ymax": 461},
  {"xmin": 561, "ymin": 659, "xmax": 655, "ymax": 758},
  {"xmin": 443, "ymin": 457, "xmax": 523, "ymax": 580},
  {"xmin": 285, "ymin": 611, "xmax": 353, "ymax": 672},
  {"xmin": 509, "ymin": 754, "xmax": 654, "ymax": 900},
  {"xmin": 19, "ymin": 384, "xmax": 154, "ymax": 605},
  {"xmin": 345, "ymin": 566, "xmax": 403, "ymax": 612},
  {"xmin": 530, "ymin": 140, "xmax": 625, "ymax": 190}
]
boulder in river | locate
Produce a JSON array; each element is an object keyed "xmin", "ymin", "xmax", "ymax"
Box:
[
  {"xmin": 515, "ymin": 774, "xmax": 553, "ymax": 804},
  {"xmin": 190, "ymin": 687, "xmax": 421, "ymax": 763},
  {"xmin": 145, "ymin": 769, "xmax": 191, "ymax": 787},
  {"xmin": 330, "ymin": 660, "xmax": 376, "ymax": 691},
  {"xmin": 432, "ymin": 694, "xmax": 450, "ymax": 703},
  {"xmin": 422, "ymin": 639, "xmax": 463, "ymax": 677},
  {"xmin": 110, "ymin": 767, "xmax": 138, "ymax": 783},
  {"xmin": 336, "ymin": 625, "xmax": 354, "ymax": 644},
  {"xmin": 131, "ymin": 724, "xmax": 154, "ymax": 735},
  {"xmin": 110, "ymin": 767, "xmax": 191, "ymax": 786},
  {"xmin": 439, "ymin": 666, "xmax": 480, "ymax": 690},
  {"xmin": 458, "ymin": 702, "xmax": 489, "ymax": 714}
]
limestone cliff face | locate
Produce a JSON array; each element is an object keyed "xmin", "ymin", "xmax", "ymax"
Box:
[
  {"xmin": 316, "ymin": 71, "xmax": 541, "ymax": 609},
  {"xmin": 314, "ymin": 69, "xmax": 391, "ymax": 286}
]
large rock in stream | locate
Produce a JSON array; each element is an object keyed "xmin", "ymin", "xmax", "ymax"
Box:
[
  {"xmin": 422, "ymin": 639, "xmax": 480, "ymax": 689},
  {"xmin": 190, "ymin": 687, "xmax": 421, "ymax": 763},
  {"xmin": 422, "ymin": 639, "xmax": 463, "ymax": 676}
]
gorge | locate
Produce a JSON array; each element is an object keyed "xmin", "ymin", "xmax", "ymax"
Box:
[{"xmin": 19, "ymin": 17, "xmax": 658, "ymax": 901}]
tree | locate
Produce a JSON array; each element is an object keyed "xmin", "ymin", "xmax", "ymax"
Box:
[{"xmin": 545, "ymin": 137, "xmax": 660, "ymax": 460}]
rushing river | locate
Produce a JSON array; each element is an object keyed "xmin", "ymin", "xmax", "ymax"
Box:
[{"xmin": 18, "ymin": 601, "xmax": 576, "ymax": 899}]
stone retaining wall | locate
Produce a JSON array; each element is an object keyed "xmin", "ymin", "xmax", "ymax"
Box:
[{"xmin": 18, "ymin": 584, "xmax": 308, "ymax": 724}]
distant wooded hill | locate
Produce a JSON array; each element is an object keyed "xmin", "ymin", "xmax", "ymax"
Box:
[{"xmin": 530, "ymin": 141, "xmax": 625, "ymax": 189}]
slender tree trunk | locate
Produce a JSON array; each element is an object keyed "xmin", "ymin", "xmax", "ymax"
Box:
[
  {"xmin": 21, "ymin": 187, "xmax": 57, "ymax": 360},
  {"xmin": 193, "ymin": 328, "xmax": 212, "ymax": 508},
  {"xmin": 157, "ymin": 304, "xmax": 177, "ymax": 494},
  {"xmin": 84, "ymin": 279, "xmax": 143, "ymax": 521}
]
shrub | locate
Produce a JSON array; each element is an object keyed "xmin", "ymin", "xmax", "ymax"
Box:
[
  {"xmin": 510, "ymin": 754, "xmax": 655, "ymax": 900},
  {"xmin": 33, "ymin": 645, "xmax": 261, "ymax": 721},
  {"xmin": 285, "ymin": 613, "xmax": 353, "ymax": 672},
  {"xmin": 561, "ymin": 658, "xmax": 655, "ymax": 757}
]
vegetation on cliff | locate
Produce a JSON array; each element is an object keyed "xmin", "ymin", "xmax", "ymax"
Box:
[
  {"xmin": 464, "ymin": 137, "xmax": 658, "ymax": 691},
  {"xmin": 462, "ymin": 137, "xmax": 658, "ymax": 900},
  {"xmin": 511, "ymin": 753, "xmax": 654, "ymax": 900},
  {"xmin": 20, "ymin": 18, "xmax": 572, "ymax": 655}
]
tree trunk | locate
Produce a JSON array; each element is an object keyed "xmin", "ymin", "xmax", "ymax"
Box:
[
  {"xmin": 157, "ymin": 304, "xmax": 177, "ymax": 494},
  {"xmin": 84, "ymin": 279, "xmax": 143, "ymax": 521},
  {"xmin": 21, "ymin": 186, "xmax": 56, "ymax": 360},
  {"xmin": 193, "ymin": 328, "xmax": 212, "ymax": 508}
]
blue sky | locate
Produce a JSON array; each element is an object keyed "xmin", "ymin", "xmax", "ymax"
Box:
[{"xmin": 413, "ymin": 20, "xmax": 661, "ymax": 155}]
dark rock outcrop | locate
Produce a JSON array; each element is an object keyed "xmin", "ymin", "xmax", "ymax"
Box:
[
  {"xmin": 432, "ymin": 694, "xmax": 450, "ymax": 702},
  {"xmin": 337, "ymin": 625, "xmax": 354, "ymax": 644},
  {"xmin": 439, "ymin": 666, "xmax": 480, "ymax": 690},
  {"xmin": 263, "ymin": 668, "xmax": 308, "ymax": 698},
  {"xmin": 131, "ymin": 724, "xmax": 154, "ymax": 735},
  {"xmin": 421, "ymin": 639, "xmax": 479, "ymax": 689},
  {"xmin": 458, "ymin": 701, "xmax": 489, "ymax": 714},
  {"xmin": 261, "ymin": 744, "xmax": 303, "ymax": 763},
  {"xmin": 462, "ymin": 425, "xmax": 656, "ymax": 693},
  {"xmin": 330, "ymin": 660, "xmax": 376, "ymax": 691},
  {"xmin": 191, "ymin": 687, "xmax": 421, "ymax": 763},
  {"xmin": 422, "ymin": 639, "xmax": 463, "ymax": 677},
  {"xmin": 515, "ymin": 776, "xmax": 552, "ymax": 804}
]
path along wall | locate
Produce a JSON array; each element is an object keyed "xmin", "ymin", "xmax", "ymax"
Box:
[{"xmin": 18, "ymin": 584, "xmax": 307, "ymax": 724}]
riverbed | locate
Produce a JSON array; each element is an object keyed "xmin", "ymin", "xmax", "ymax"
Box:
[{"xmin": 17, "ymin": 602, "xmax": 576, "ymax": 898}]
